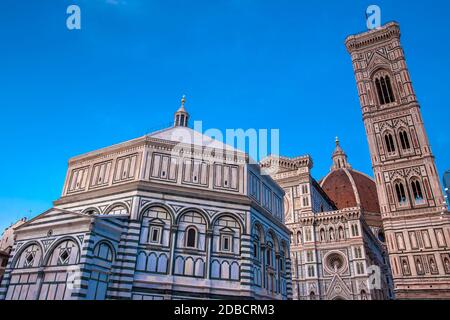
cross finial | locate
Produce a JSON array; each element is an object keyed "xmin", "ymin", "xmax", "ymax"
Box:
[
  {"xmin": 335, "ymin": 136, "xmax": 340, "ymax": 146},
  {"xmin": 181, "ymin": 94, "xmax": 186, "ymax": 107}
]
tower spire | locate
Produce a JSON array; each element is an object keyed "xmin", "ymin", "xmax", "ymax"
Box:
[
  {"xmin": 174, "ymin": 95, "xmax": 189, "ymax": 127},
  {"xmin": 331, "ymin": 136, "xmax": 351, "ymax": 170}
]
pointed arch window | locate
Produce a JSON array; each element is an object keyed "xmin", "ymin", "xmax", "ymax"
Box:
[
  {"xmin": 411, "ymin": 179, "xmax": 424, "ymax": 204},
  {"xmin": 375, "ymin": 75, "xmax": 395, "ymax": 105},
  {"xmin": 384, "ymin": 133, "xmax": 396, "ymax": 153},
  {"xmin": 399, "ymin": 130, "xmax": 411, "ymax": 150},
  {"xmin": 375, "ymin": 78, "xmax": 385, "ymax": 105},
  {"xmin": 395, "ymin": 181, "xmax": 407, "ymax": 205},
  {"xmin": 386, "ymin": 76, "xmax": 395, "ymax": 102}
]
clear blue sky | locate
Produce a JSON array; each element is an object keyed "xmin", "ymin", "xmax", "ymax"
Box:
[{"xmin": 1, "ymin": 0, "xmax": 449, "ymax": 231}]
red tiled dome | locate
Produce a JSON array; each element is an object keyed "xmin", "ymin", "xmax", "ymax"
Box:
[
  {"xmin": 320, "ymin": 137, "xmax": 382, "ymax": 227},
  {"xmin": 320, "ymin": 168, "xmax": 381, "ymax": 218}
]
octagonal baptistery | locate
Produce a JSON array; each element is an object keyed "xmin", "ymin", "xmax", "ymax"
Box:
[{"xmin": 0, "ymin": 100, "xmax": 292, "ymax": 301}]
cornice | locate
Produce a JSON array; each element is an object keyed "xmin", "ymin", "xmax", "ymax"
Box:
[
  {"xmin": 345, "ymin": 21, "xmax": 400, "ymax": 53},
  {"xmin": 68, "ymin": 135, "xmax": 249, "ymax": 167}
]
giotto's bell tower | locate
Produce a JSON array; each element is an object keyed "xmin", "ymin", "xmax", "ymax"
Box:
[{"xmin": 345, "ymin": 22, "xmax": 450, "ymax": 299}]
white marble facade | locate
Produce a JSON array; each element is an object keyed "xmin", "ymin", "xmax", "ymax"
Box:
[
  {"xmin": 261, "ymin": 153, "xmax": 393, "ymax": 301},
  {"xmin": 0, "ymin": 104, "xmax": 292, "ymax": 300}
]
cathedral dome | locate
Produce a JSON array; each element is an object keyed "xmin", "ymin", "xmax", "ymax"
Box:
[
  {"xmin": 320, "ymin": 168, "xmax": 380, "ymax": 214},
  {"xmin": 319, "ymin": 138, "xmax": 381, "ymax": 227}
]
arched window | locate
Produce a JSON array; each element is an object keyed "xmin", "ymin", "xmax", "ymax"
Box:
[
  {"xmin": 309, "ymin": 291, "xmax": 316, "ymax": 300},
  {"xmin": 384, "ymin": 133, "xmax": 396, "ymax": 153},
  {"xmin": 399, "ymin": 130, "xmax": 411, "ymax": 150},
  {"xmin": 140, "ymin": 206, "xmax": 172, "ymax": 246},
  {"xmin": 375, "ymin": 75, "xmax": 395, "ymax": 105},
  {"xmin": 386, "ymin": 76, "xmax": 395, "ymax": 102},
  {"xmin": 93, "ymin": 242, "xmax": 114, "ymax": 262},
  {"xmin": 84, "ymin": 208, "xmax": 99, "ymax": 215},
  {"xmin": 411, "ymin": 179, "xmax": 424, "ymax": 203},
  {"xmin": 375, "ymin": 78, "xmax": 385, "ymax": 105},
  {"xmin": 395, "ymin": 182, "xmax": 407, "ymax": 204},
  {"xmin": 186, "ymin": 227, "xmax": 197, "ymax": 248},
  {"xmin": 88, "ymin": 242, "xmax": 114, "ymax": 300},
  {"xmin": 16, "ymin": 244, "xmax": 42, "ymax": 269},
  {"xmin": 105, "ymin": 205, "xmax": 128, "ymax": 216},
  {"xmin": 47, "ymin": 240, "xmax": 79, "ymax": 266}
]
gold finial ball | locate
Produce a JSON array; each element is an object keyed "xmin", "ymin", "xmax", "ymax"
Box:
[
  {"xmin": 181, "ymin": 95, "xmax": 186, "ymax": 105},
  {"xmin": 335, "ymin": 136, "xmax": 339, "ymax": 145}
]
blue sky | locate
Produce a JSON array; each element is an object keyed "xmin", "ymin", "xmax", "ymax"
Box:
[{"xmin": 0, "ymin": 0, "xmax": 449, "ymax": 231}]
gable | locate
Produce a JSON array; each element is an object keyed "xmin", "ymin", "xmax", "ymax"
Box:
[{"xmin": 15, "ymin": 208, "xmax": 92, "ymax": 236}]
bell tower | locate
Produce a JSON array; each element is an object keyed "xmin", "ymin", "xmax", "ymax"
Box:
[{"xmin": 345, "ymin": 22, "xmax": 450, "ymax": 299}]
